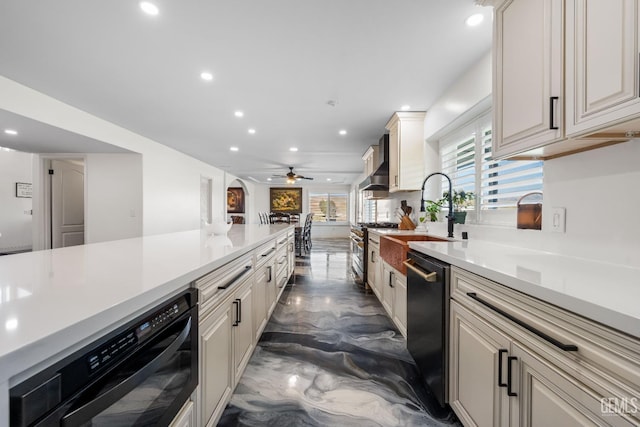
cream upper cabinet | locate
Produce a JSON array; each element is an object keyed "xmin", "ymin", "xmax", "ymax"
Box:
[
  {"xmin": 362, "ymin": 145, "xmax": 379, "ymax": 177},
  {"xmin": 386, "ymin": 111, "xmax": 426, "ymax": 192},
  {"xmin": 566, "ymin": 0, "xmax": 640, "ymax": 138},
  {"xmin": 493, "ymin": 0, "xmax": 564, "ymax": 159}
]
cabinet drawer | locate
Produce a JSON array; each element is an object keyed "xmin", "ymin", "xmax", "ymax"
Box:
[
  {"xmin": 195, "ymin": 253, "xmax": 253, "ymax": 312},
  {"xmin": 451, "ymin": 267, "xmax": 640, "ymax": 413},
  {"xmin": 255, "ymin": 239, "xmax": 277, "ymax": 267}
]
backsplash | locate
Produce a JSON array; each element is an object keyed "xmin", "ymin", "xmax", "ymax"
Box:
[{"xmin": 375, "ymin": 141, "xmax": 639, "ymax": 267}]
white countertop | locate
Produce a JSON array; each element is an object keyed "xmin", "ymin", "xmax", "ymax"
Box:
[
  {"xmin": 408, "ymin": 239, "xmax": 640, "ymax": 339},
  {"xmin": 0, "ymin": 224, "xmax": 292, "ymax": 386}
]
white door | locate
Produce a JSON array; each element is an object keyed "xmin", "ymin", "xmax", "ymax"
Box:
[{"xmin": 51, "ymin": 159, "xmax": 84, "ymax": 248}]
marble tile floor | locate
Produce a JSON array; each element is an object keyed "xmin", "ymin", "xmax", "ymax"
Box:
[{"xmin": 218, "ymin": 238, "xmax": 461, "ymax": 427}]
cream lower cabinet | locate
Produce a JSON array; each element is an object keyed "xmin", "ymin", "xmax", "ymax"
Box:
[
  {"xmin": 199, "ymin": 278, "xmax": 254, "ymax": 427},
  {"xmin": 170, "ymin": 399, "xmax": 195, "ymax": 427},
  {"xmin": 449, "ymin": 266, "xmax": 640, "ymax": 427},
  {"xmin": 367, "ymin": 234, "xmax": 381, "ymax": 298},
  {"xmin": 380, "ymin": 261, "xmax": 407, "ymax": 337},
  {"xmin": 381, "ymin": 262, "xmax": 395, "ymax": 317},
  {"xmin": 450, "ymin": 301, "xmax": 510, "ymax": 427},
  {"xmin": 253, "ymin": 260, "xmax": 275, "ymax": 340},
  {"xmin": 199, "ymin": 297, "xmax": 233, "ymax": 427}
]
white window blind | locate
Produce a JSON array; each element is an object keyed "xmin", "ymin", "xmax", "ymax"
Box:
[{"xmin": 439, "ymin": 112, "xmax": 544, "ymax": 224}]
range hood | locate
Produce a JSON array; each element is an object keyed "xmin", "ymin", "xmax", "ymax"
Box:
[{"xmin": 359, "ymin": 134, "xmax": 389, "ymax": 192}]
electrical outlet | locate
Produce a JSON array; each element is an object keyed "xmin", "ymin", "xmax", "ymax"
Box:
[{"xmin": 551, "ymin": 207, "xmax": 566, "ymax": 233}]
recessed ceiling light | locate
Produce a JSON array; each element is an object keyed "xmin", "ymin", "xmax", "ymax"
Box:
[
  {"xmin": 401, "ymin": 105, "xmax": 411, "ymax": 111},
  {"xmin": 230, "ymin": 146, "xmax": 239, "ymax": 152},
  {"xmin": 326, "ymin": 178, "xmax": 332, "ymax": 181},
  {"xmin": 339, "ymin": 130, "xmax": 347, "ymax": 136},
  {"xmin": 139, "ymin": 2, "xmax": 159, "ymax": 16},
  {"xmin": 200, "ymin": 72, "xmax": 213, "ymax": 81},
  {"xmin": 248, "ymin": 129, "xmax": 256, "ymax": 134},
  {"xmin": 4, "ymin": 129, "xmax": 18, "ymax": 135},
  {"xmin": 289, "ymin": 147, "xmax": 298, "ymax": 152},
  {"xmin": 465, "ymin": 13, "xmax": 484, "ymax": 27},
  {"xmin": 234, "ymin": 111, "xmax": 244, "ymax": 118},
  {"xmin": 267, "ymin": 178, "xmax": 272, "ymax": 181}
]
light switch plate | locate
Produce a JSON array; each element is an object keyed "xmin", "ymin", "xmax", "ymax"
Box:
[{"xmin": 551, "ymin": 207, "xmax": 566, "ymax": 233}]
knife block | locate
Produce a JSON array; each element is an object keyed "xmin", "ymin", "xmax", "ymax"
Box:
[{"xmin": 398, "ymin": 215, "xmax": 416, "ymax": 230}]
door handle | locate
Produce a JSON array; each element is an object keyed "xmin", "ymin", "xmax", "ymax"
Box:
[
  {"xmin": 232, "ymin": 300, "xmax": 240, "ymax": 326},
  {"xmin": 549, "ymin": 96, "xmax": 559, "ymax": 130},
  {"xmin": 507, "ymin": 356, "xmax": 517, "ymax": 397},
  {"xmin": 403, "ymin": 259, "xmax": 437, "ymax": 282},
  {"xmin": 498, "ymin": 349, "xmax": 508, "ymax": 387}
]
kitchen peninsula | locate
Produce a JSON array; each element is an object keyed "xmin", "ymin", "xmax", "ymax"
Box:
[{"xmin": 0, "ymin": 224, "xmax": 294, "ymax": 427}]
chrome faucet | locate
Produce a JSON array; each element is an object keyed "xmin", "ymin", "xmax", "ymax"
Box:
[{"xmin": 420, "ymin": 172, "xmax": 454, "ymax": 238}]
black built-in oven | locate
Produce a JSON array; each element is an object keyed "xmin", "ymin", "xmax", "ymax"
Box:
[
  {"xmin": 350, "ymin": 226, "xmax": 366, "ymax": 282},
  {"xmin": 10, "ymin": 289, "xmax": 198, "ymax": 427}
]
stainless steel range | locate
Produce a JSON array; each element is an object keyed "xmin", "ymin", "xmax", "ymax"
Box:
[{"xmin": 350, "ymin": 222, "xmax": 398, "ymax": 284}]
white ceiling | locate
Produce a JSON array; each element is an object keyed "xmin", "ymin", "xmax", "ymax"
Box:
[{"xmin": 0, "ymin": 1, "xmax": 492, "ymax": 186}]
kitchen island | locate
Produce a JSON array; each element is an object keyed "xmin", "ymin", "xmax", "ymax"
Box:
[{"xmin": 0, "ymin": 224, "xmax": 293, "ymax": 427}]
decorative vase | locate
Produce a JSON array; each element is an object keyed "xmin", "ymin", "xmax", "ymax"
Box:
[{"xmin": 453, "ymin": 211, "xmax": 467, "ymax": 224}]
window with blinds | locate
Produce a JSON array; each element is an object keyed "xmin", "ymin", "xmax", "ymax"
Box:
[
  {"xmin": 439, "ymin": 112, "xmax": 543, "ymax": 223},
  {"xmin": 309, "ymin": 192, "xmax": 348, "ymax": 222}
]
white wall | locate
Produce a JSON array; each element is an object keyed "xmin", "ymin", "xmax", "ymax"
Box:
[
  {"xmin": 351, "ymin": 50, "xmax": 640, "ymax": 267},
  {"xmin": 0, "ymin": 151, "xmax": 33, "ymax": 252},
  {"xmin": 85, "ymin": 153, "xmax": 143, "ymax": 243},
  {"xmin": 0, "ymin": 76, "xmax": 226, "ymax": 237}
]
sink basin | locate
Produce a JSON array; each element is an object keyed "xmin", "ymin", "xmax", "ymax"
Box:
[{"xmin": 380, "ymin": 234, "xmax": 448, "ymax": 275}]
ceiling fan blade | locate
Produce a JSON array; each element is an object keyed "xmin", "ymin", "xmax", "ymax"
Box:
[
  {"xmin": 271, "ymin": 175, "xmax": 287, "ymax": 178},
  {"xmin": 300, "ymin": 177, "xmax": 314, "ymax": 180}
]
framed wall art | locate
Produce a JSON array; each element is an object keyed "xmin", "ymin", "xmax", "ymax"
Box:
[
  {"xmin": 269, "ymin": 187, "xmax": 302, "ymax": 213},
  {"xmin": 16, "ymin": 182, "xmax": 33, "ymax": 198},
  {"xmin": 227, "ymin": 187, "xmax": 245, "ymax": 213}
]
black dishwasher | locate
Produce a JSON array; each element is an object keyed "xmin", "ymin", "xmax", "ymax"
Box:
[
  {"xmin": 404, "ymin": 250, "xmax": 450, "ymax": 408},
  {"xmin": 10, "ymin": 289, "xmax": 198, "ymax": 427}
]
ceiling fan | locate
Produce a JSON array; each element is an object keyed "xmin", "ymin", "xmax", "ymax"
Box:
[{"xmin": 272, "ymin": 167, "xmax": 314, "ymax": 184}]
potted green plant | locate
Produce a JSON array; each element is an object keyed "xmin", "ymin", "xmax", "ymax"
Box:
[
  {"xmin": 441, "ymin": 189, "xmax": 474, "ymax": 224},
  {"xmin": 423, "ymin": 199, "xmax": 444, "ymax": 222}
]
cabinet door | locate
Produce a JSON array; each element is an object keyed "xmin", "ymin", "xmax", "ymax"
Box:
[
  {"xmin": 200, "ymin": 301, "xmax": 233, "ymax": 427},
  {"xmin": 381, "ymin": 263, "xmax": 394, "ymax": 317},
  {"xmin": 449, "ymin": 301, "xmax": 510, "ymax": 427},
  {"xmin": 170, "ymin": 400, "xmax": 195, "ymax": 427},
  {"xmin": 233, "ymin": 282, "xmax": 254, "ymax": 384},
  {"xmin": 510, "ymin": 342, "xmax": 635, "ymax": 427},
  {"xmin": 392, "ymin": 272, "xmax": 407, "ymax": 337},
  {"xmin": 253, "ymin": 265, "xmax": 268, "ymax": 342},
  {"xmin": 493, "ymin": 0, "xmax": 564, "ymax": 158},
  {"xmin": 388, "ymin": 122, "xmax": 400, "ymax": 192},
  {"xmin": 367, "ymin": 245, "xmax": 379, "ymax": 297},
  {"xmin": 566, "ymin": 0, "xmax": 640, "ymax": 137},
  {"xmin": 386, "ymin": 112, "xmax": 426, "ymax": 192},
  {"xmin": 265, "ymin": 262, "xmax": 277, "ymax": 316}
]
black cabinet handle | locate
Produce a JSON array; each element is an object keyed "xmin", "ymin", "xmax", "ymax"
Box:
[
  {"xmin": 218, "ymin": 265, "xmax": 252, "ymax": 290},
  {"xmin": 371, "ymin": 251, "xmax": 375, "ymax": 262},
  {"xmin": 507, "ymin": 356, "xmax": 517, "ymax": 397},
  {"xmin": 498, "ymin": 349, "xmax": 508, "ymax": 388},
  {"xmin": 237, "ymin": 298, "xmax": 242, "ymax": 323},
  {"xmin": 549, "ymin": 96, "xmax": 559, "ymax": 130},
  {"xmin": 267, "ymin": 266, "xmax": 272, "ymax": 283},
  {"xmin": 232, "ymin": 300, "xmax": 240, "ymax": 326},
  {"xmin": 261, "ymin": 247, "xmax": 276, "ymax": 257},
  {"xmin": 389, "ymin": 271, "xmax": 394, "ymax": 288},
  {"xmin": 466, "ymin": 292, "xmax": 578, "ymax": 352}
]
